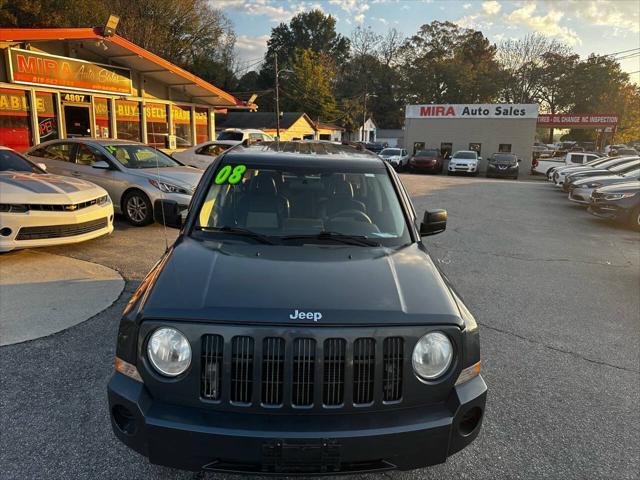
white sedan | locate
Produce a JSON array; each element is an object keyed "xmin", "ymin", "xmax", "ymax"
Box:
[
  {"xmin": 0, "ymin": 147, "xmax": 114, "ymax": 252},
  {"xmin": 172, "ymin": 140, "xmax": 240, "ymax": 170}
]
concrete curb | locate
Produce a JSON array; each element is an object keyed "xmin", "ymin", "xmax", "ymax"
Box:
[{"xmin": 0, "ymin": 250, "xmax": 125, "ymax": 346}]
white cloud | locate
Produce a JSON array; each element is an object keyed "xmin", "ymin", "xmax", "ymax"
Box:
[
  {"xmin": 213, "ymin": 0, "xmax": 322, "ymax": 23},
  {"xmin": 463, "ymin": 3, "xmax": 472, "ymax": 10},
  {"xmin": 235, "ymin": 34, "xmax": 269, "ymax": 64},
  {"xmin": 506, "ymin": 3, "xmax": 581, "ymax": 45},
  {"xmin": 329, "ymin": 0, "xmax": 370, "ymax": 24},
  {"xmin": 551, "ymin": 0, "xmax": 640, "ymax": 34},
  {"xmin": 482, "ymin": 1, "xmax": 502, "ymax": 15}
]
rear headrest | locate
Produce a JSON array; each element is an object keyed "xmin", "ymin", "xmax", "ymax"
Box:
[
  {"xmin": 332, "ymin": 180, "xmax": 354, "ymax": 198},
  {"xmin": 250, "ymin": 175, "xmax": 277, "ymax": 195}
]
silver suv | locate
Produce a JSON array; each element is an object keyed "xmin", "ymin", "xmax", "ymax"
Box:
[{"xmin": 25, "ymin": 139, "xmax": 202, "ymax": 226}]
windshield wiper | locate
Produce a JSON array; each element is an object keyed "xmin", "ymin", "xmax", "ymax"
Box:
[
  {"xmin": 280, "ymin": 231, "xmax": 381, "ymax": 247},
  {"xmin": 196, "ymin": 226, "xmax": 277, "ymax": 244}
]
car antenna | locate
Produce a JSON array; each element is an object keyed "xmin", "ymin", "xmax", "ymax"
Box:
[{"xmin": 154, "ymin": 145, "xmax": 169, "ymax": 252}]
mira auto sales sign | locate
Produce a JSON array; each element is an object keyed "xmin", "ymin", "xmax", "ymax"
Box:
[
  {"xmin": 8, "ymin": 48, "xmax": 132, "ymax": 95},
  {"xmin": 406, "ymin": 104, "xmax": 539, "ymax": 119}
]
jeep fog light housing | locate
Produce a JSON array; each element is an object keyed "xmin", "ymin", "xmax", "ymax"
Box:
[
  {"xmin": 412, "ymin": 332, "xmax": 453, "ymax": 381},
  {"xmin": 147, "ymin": 327, "xmax": 191, "ymax": 377}
]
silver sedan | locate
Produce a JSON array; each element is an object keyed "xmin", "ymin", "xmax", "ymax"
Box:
[{"xmin": 25, "ymin": 139, "xmax": 202, "ymax": 226}]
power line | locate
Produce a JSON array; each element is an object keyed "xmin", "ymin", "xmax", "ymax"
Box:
[
  {"xmin": 234, "ymin": 58, "xmax": 265, "ymax": 76},
  {"xmin": 615, "ymin": 52, "xmax": 640, "ymax": 60},
  {"xmin": 604, "ymin": 47, "xmax": 640, "ymax": 57}
]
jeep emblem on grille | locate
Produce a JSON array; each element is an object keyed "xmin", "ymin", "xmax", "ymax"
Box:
[{"xmin": 289, "ymin": 309, "xmax": 322, "ymax": 321}]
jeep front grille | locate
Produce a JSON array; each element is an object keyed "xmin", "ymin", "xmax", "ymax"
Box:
[
  {"xmin": 201, "ymin": 334, "xmax": 405, "ymax": 409},
  {"xmin": 383, "ymin": 337, "xmax": 404, "ymax": 402},
  {"xmin": 201, "ymin": 334, "xmax": 223, "ymax": 400},
  {"xmin": 261, "ymin": 337, "xmax": 285, "ymax": 405},
  {"xmin": 231, "ymin": 336, "xmax": 254, "ymax": 404},
  {"xmin": 353, "ymin": 338, "xmax": 375, "ymax": 404},
  {"xmin": 323, "ymin": 338, "xmax": 346, "ymax": 406}
]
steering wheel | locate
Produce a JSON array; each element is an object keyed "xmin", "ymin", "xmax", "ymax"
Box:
[{"xmin": 328, "ymin": 209, "xmax": 373, "ymax": 223}]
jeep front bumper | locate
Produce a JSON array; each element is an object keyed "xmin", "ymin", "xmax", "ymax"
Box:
[{"xmin": 108, "ymin": 373, "xmax": 487, "ymax": 474}]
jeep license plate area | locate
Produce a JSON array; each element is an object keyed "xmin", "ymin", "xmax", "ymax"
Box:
[{"xmin": 262, "ymin": 439, "xmax": 341, "ymax": 473}]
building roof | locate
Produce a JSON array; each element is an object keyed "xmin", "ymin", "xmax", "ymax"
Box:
[
  {"xmin": 316, "ymin": 121, "xmax": 345, "ymax": 131},
  {"xmin": 0, "ymin": 28, "xmax": 245, "ymax": 108},
  {"xmin": 216, "ymin": 112, "xmax": 315, "ymax": 131}
]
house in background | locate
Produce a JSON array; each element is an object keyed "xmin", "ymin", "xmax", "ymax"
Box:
[
  {"xmin": 315, "ymin": 121, "xmax": 344, "ymax": 142},
  {"xmin": 216, "ymin": 112, "xmax": 317, "ymax": 141},
  {"xmin": 377, "ymin": 128, "xmax": 404, "ymax": 148},
  {"xmin": 343, "ymin": 118, "xmax": 377, "ymax": 143}
]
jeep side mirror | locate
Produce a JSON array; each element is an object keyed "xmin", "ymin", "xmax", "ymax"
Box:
[
  {"xmin": 37, "ymin": 162, "xmax": 47, "ymax": 171},
  {"xmin": 154, "ymin": 199, "xmax": 183, "ymax": 229},
  {"xmin": 420, "ymin": 209, "xmax": 447, "ymax": 236}
]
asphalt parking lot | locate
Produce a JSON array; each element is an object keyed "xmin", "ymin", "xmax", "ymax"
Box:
[{"xmin": 1, "ymin": 174, "xmax": 638, "ymax": 480}]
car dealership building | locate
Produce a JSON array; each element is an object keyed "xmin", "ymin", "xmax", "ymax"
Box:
[
  {"xmin": 404, "ymin": 104, "xmax": 539, "ymax": 172},
  {"xmin": 0, "ymin": 27, "xmax": 247, "ymax": 152}
]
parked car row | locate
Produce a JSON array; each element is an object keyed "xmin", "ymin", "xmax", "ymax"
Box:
[
  {"xmin": 544, "ymin": 154, "xmax": 640, "ymax": 230},
  {"xmin": 379, "ymin": 148, "xmax": 521, "ymax": 180},
  {"xmin": 0, "ymin": 134, "xmax": 222, "ymax": 252}
]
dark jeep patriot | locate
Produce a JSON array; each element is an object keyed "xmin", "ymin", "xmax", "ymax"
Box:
[{"xmin": 108, "ymin": 141, "xmax": 486, "ymax": 474}]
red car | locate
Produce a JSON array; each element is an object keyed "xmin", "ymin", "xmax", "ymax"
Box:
[{"xmin": 409, "ymin": 149, "xmax": 444, "ymax": 174}]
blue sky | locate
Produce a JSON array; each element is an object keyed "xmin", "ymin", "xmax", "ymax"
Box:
[{"xmin": 218, "ymin": 0, "xmax": 640, "ymax": 83}]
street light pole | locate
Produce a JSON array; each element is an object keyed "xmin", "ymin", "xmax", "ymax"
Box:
[{"xmin": 274, "ymin": 53, "xmax": 280, "ymax": 140}]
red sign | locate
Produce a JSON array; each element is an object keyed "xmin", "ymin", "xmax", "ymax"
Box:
[{"xmin": 537, "ymin": 114, "xmax": 618, "ymax": 127}]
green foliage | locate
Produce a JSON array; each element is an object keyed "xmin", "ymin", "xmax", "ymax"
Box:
[
  {"xmin": 399, "ymin": 21, "xmax": 503, "ymax": 104},
  {"xmin": 0, "ymin": 0, "xmax": 236, "ymax": 87},
  {"xmin": 280, "ymin": 49, "xmax": 337, "ymax": 121}
]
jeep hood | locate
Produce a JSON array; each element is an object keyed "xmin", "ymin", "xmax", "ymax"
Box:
[{"xmin": 141, "ymin": 238, "xmax": 464, "ymax": 327}]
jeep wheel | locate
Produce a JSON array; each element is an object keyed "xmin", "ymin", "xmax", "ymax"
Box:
[{"xmin": 123, "ymin": 190, "xmax": 153, "ymax": 226}]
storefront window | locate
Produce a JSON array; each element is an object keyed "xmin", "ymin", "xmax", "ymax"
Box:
[
  {"xmin": 0, "ymin": 89, "xmax": 33, "ymax": 152},
  {"xmin": 172, "ymin": 105, "xmax": 192, "ymax": 147},
  {"xmin": 469, "ymin": 143, "xmax": 482, "ymax": 155},
  {"xmin": 194, "ymin": 108, "xmax": 209, "ymax": 144},
  {"xmin": 94, "ymin": 98, "xmax": 111, "ymax": 138},
  {"xmin": 115, "ymin": 100, "xmax": 141, "ymax": 142},
  {"xmin": 146, "ymin": 103, "xmax": 169, "ymax": 148},
  {"xmin": 35, "ymin": 92, "xmax": 59, "ymax": 143}
]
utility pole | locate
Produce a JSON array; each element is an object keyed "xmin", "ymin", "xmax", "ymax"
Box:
[
  {"xmin": 274, "ymin": 53, "xmax": 280, "ymax": 140},
  {"xmin": 361, "ymin": 88, "xmax": 367, "ymax": 142}
]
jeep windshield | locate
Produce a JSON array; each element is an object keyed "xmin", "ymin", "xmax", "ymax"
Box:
[{"xmin": 193, "ymin": 162, "xmax": 411, "ymax": 246}]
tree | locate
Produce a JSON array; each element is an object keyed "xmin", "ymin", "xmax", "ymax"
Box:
[
  {"xmin": 616, "ymin": 85, "xmax": 640, "ymax": 144},
  {"xmin": 263, "ymin": 10, "xmax": 350, "ymax": 68},
  {"xmin": 280, "ymin": 48, "xmax": 337, "ymax": 121},
  {"xmin": 399, "ymin": 21, "xmax": 502, "ymax": 104},
  {"xmin": 566, "ymin": 55, "xmax": 636, "ymax": 142},
  {"xmin": 497, "ymin": 33, "xmax": 573, "ymax": 103},
  {"xmin": 0, "ymin": 0, "xmax": 237, "ymax": 88},
  {"xmin": 255, "ymin": 9, "xmax": 349, "ymax": 112}
]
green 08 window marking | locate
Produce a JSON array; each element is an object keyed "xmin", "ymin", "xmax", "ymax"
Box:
[{"xmin": 215, "ymin": 164, "xmax": 247, "ymax": 185}]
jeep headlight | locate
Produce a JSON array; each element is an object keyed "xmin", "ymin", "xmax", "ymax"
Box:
[
  {"xmin": 412, "ymin": 332, "xmax": 453, "ymax": 381},
  {"xmin": 147, "ymin": 327, "xmax": 191, "ymax": 376}
]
